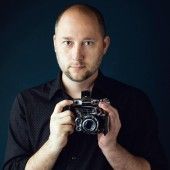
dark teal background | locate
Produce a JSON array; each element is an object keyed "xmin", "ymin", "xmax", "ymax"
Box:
[{"xmin": 0, "ymin": 0, "xmax": 170, "ymax": 167}]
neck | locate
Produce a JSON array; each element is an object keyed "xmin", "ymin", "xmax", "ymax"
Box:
[{"xmin": 62, "ymin": 71, "xmax": 98, "ymax": 99}]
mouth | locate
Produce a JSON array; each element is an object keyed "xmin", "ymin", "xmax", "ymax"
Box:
[
  {"xmin": 70, "ymin": 63, "xmax": 85, "ymax": 69},
  {"xmin": 70, "ymin": 65, "xmax": 85, "ymax": 68}
]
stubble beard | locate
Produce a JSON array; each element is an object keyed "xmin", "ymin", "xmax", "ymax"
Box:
[
  {"xmin": 64, "ymin": 58, "xmax": 102, "ymax": 83},
  {"xmin": 64, "ymin": 68, "xmax": 94, "ymax": 82}
]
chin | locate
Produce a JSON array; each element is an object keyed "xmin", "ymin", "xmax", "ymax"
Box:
[
  {"xmin": 65, "ymin": 72, "xmax": 89, "ymax": 82},
  {"xmin": 70, "ymin": 75, "xmax": 88, "ymax": 82}
]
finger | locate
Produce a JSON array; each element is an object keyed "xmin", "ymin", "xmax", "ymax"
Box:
[
  {"xmin": 99, "ymin": 102, "xmax": 119, "ymax": 117},
  {"xmin": 108, "ymin": 106, "xmax": 121, "ymax": 132},
  {"xmin": 61, "ymin": 124, "xmax": 75, "ymax": 134},
  {"xmin": 57, "ymin": 115, "xmax": 75, "ymax": 126},
  {"xmin": 53, "ymin": 100, "xmax": 73, "ymax": 113},
  {"xmin": 51, "ymin": 111, "xmax": 75, "ymax": 126},
  {"xmin": 56, "ymin": 110, "xmax": 75, "ymax": 119},
  {"xmin": 99, "ymin": 102, "xmax": 121, "ymax": 128}
]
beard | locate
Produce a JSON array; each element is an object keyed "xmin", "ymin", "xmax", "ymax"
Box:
[
  {"xmin": 64, "ymin": 68, "xmax": 94, "ymax": 82},
  {"xmin": 58, "ymin": 54, "xmax": 103, "ymax": 82},
  {"xmin": 64, "ymin": 58, "xmax": 102, "ymax": 82}
]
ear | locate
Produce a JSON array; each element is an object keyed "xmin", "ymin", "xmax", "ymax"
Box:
[
  {"xmin": 103, "ymin": 36, "xmax": 110, "ymax": 55},
  {"xmin": 53, "ymin": 34, "xmax": 57, "ymax": 53}
]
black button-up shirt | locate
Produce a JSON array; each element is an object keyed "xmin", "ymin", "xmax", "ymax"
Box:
[{"xmin": 3, "ymin": 71, "xmax": 168, "ymax": 169}]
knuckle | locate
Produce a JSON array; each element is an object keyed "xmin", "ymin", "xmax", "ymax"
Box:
[
  {"xmin": 68, "ymin": 116, "xmax": 72, "ymax": 121},
  {"xmin": 56, "ymin": 100, "xmax": 72, "ymax": 110},
  {"xmin": 65, "ymin": 110, "xmax": 71, "ymax": 114},
  {"xmin": 67, "ymin": 116, "xmax": 75, "ymax": 123},
  {"xmin": 56, "ymin": 100, "xmax": 66, "ymax": 107},
  {"xmin": 64, "ymin": 125, "xmax": 71, "ymax": 132},
  {"xmin": 66, "ymin": 110, "xmax": 74, "ymax": 118}
]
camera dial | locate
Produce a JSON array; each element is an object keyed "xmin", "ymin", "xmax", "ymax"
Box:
[{"xmin": 82, "ymin": 115, "xmax": 99, "ymax": 133}]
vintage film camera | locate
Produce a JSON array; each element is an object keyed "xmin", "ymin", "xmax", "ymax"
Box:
[{"xmin": 69, "ymin": 91, "xmax": 110, "ymax": 135}]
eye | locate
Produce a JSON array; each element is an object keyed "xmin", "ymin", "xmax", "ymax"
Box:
[
  {"xmin": 83, "ymin": 41, "xmax": 95, "ymax": 46},
  {"xmin": 63, "ymin": 41, "xmax": 73, "ymax": 46}
]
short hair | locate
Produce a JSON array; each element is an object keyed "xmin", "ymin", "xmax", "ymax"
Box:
[{"xmin": 54, "ymin": 3, "xmax": 107, "ymax": 37}]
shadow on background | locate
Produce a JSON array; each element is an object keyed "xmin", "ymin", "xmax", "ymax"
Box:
[{"xmin": 0, "ymin": 0, "xmax": 169, "ymax": 167}]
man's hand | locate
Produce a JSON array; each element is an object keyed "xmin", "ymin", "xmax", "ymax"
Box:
[
  {"xmin": 25, "ymin": 99, "xmax": 75, "ymax": 170},
  {"xmin": 49, "ymin": 99, "xmax": 75, "ymax": 152},
  {"xmin": 98, "ymin": 101, "xmax": 121, "ymax": 151},
  {"xmin": 97, "ymin": 102, "xmax": 151, "ymax": 170}
]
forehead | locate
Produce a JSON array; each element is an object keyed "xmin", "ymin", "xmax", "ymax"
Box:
[
  {"xmin": 55, "ymin": 10, "xmax": 101, "ymax": 38},
  {"xmin": 58, "ymin": 7, "xmax": 98, "ymax": 25}
]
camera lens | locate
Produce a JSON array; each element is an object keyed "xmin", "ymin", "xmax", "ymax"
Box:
[
  {"xmin": 74, "ymin": 100, "xmax": 82, "ymax": 105},
  {"xmin": 82, "ymin": 119, "xmax": 97, "ymax": 132}
]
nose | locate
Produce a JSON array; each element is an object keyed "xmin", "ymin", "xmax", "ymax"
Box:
[{"xmin": 72, "ymin": 43, "xmax": 84, "ymax": 61}]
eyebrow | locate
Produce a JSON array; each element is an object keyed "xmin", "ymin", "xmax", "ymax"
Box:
[
  {"xmin": 61, "ymin": 37, "xmax": 96, "ymax": 41},
  {"xmin": 83, "ymin": 38, "xmax": 96, "ymax": 41},
  {"xmin": 61, "ymin": 37, "xmax": 73, "ymax": 40}
]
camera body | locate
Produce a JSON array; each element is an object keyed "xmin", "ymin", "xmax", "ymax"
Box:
[{"xmin": 69, "ymin": 91, "xmax": 110, "ymax": 135}]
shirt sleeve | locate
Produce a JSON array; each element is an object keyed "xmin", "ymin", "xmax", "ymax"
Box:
[
  {"xmin": 131, "ymin": 91, "xmax": 169, "ymax": 170},
  {"xmin": 3, "ymin": 93, "xmax": 32, "ymax": 170}
]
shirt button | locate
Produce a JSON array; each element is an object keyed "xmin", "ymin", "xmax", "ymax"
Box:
[{"xmin": 71, "ymin": 156, "xmax": 77, "ymax": 160}]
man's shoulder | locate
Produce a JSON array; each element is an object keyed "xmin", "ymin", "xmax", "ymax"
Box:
[
  {"xmin": 17, "ymin": 79, "xmax": 58, "ymax": 101},
  {"xmin": 101, "ymin": 75, "xmax": 153, "ymax": 116},
  {"xmin": 101, "ymin": 74, "xmax": 148, "ymax": 99}
]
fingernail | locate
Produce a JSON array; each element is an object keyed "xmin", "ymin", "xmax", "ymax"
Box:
[{"xmin": 100, "ymin": 102, "xmax": 106, "ymax": 107}]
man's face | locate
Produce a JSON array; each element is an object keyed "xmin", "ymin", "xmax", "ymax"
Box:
[{"xmin": 53, "ymin": 10, "xmax": 110, "ymax": 82}]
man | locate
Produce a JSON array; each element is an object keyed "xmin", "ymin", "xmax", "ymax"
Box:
[{"xmin": 3, "ymin": 3, "xmax": 168, "ymax": 170}]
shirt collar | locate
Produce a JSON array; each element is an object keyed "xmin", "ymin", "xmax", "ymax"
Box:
[
  {"xmin": 48, "ymin": 70, "xmax": 107, "ymax": 100},
  {"xmin": 91, "ymin": 70, "xmax": 109, "ymax": 98},
  {"xmin": 48, "ymin": 71, "xmax": 63, "ymax": 100}
]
